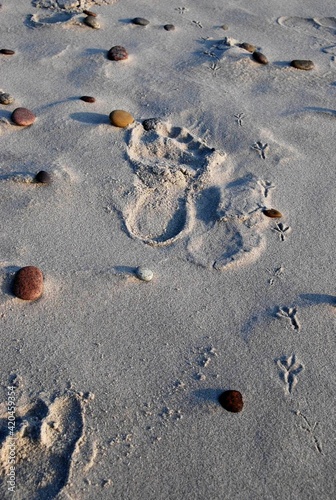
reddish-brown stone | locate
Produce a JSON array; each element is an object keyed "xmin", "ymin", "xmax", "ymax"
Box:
[
  {"xmin": 80, "ymin": 96, "xmax": 96, "ymax": 103},
  {"xmin": 107, "ymin": 46, "xmax": 128, "ymax": 61},
  {"xmin": 218, "ymin": 390, "xmax": 244, "ymax": 413},
  {"xmin": 13, "ymin": 266, "xmax": 44, "ymax": 301},
  {"xmin": 0, "ymin": 49, "xmax": 15, "ymax": 55},
  {"xmin": 83, "ymin": 10, "xmax": 97, "ymax": 17},
  {"xmin": 11, "ymin": 108, "xmax": 36, "ymax": 126},
  {"xmin": 262, "ymin": 208, "xmax": 282, "ymax": 218}
]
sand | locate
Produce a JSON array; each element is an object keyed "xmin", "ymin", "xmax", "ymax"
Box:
[{"xmin": 0, "ymin": 0, "xmax": 335, "ymax": 498}]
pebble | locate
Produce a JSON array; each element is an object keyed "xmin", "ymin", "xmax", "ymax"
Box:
[
  {"xmin": 290, "ymin": 60, "xmax": 314, "ymax": 71},
  {"xmin": 221, "ymin": 24, "xmax": 229, "ymax": 31},
  {"xmin": 109, "ymin": 110, "xmax": 134, "ymax": 128},
  {"xmin": 84, "ymin": 16, "xmax": 100, "ymax": 29},
  {"xmin": 252, "ymin": 51, "xmax": 268, "ymax": 65},
  {"xmin": 35, "ymin": 171, "xmax": 51, "ymax": 184},
  {"xmin": 83, "ymin": 10, "xmax": 97, "ymax": 17},
  {"xmin": 164, "ymin": 24, "xmax": 175, "ymax": 31},
  {"xmin": 132, "ymin": 17, "xmax": 150, "ymax": 26},
  {"xmin": 80, "ymin": 96, "xmax": 96, "ymax": 103},
  {"xmin": 0, "ymin": 49, "xmax": 15, "ymax": 55},
  {"xmin": 13, "ymin": 266, "xmax": 44, "ymax": 301},
  {"xmin": 142, "ymin": 117, "xmax": 160, "ymax": 131},
  {"xmin": 0, "ymin": 93, "xmax": 14, "ymax": 105},
  {"xmin": 262, "ymin": 208, "xmax": 282, "ymax": 218},
  {"xmin": 11, "ymin": 108, "xmax": 36, "ymax": 126},
  {"xmin": 218, "ymin": 390, "xmax": 244, "ymax": 413},
  {"xmin": 135, "ymin": 267, "xmax": 153, "ymax": 282},
  {"xmin": 239, "ymin": 42, "xmax": 256, "ymax": 53},
  {"xmin": 107, "ymin": 46, "xmax": 128, "ymax": 61}
]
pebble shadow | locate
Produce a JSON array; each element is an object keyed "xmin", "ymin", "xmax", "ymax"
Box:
[
  {"xmin": 70, "ymin": 112, "xmax": 109, "ymax": 125},
  {"xmin": 1, "ymin": 266, "xmax": 20, "ymax": 298}
]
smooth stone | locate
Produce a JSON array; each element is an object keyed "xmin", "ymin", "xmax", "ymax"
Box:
[
  {"xmin": 142, "ymin": 117, "xmax": 160, "ymax": 131},
  {"xmin": 135, "ymin": 267, "xmax": 153, "ymax": 282},
  {"xmin": 109, "ymin": 110, "xmax": 134, "ymax": 128},
  {"xmin": 84, "ymin": 16, "xmax": 100, "ymax": 29},
  {"xmin": 218, "ymin": 390, "xmax": 244, "ymax": 413},
  {"xmin": 252, "ymin": 51, "xmax": 268, "ymax": 65},
  {"xmin": 11, "ymin": 107, "xmax": 36, "ymax": 126},
  {"xmin": 132, "ymin": 17, "xmax": 149, "ymax": 26},
  {"xmin": 35, "ymin": 171, "xmax": 51, "ymax": 184},
  {"xmin": 290, "ymin": 59, "xmax": 314, "ymax": 71},
  {"xmin": 0, "ymin": 49, "xmax": 15, "ymax": 55},
  {"xmin": 107, "ymin": 45, "xmax": 128, "ymax": 61},
  {"xmin": 221, "ymin": 24, "xmax": 229, "ymax": 30},
  {"xmin": 83, "ymin": 10, "xmax": 97, "ymax": 17},
  {"xmin": 80, "ymin": 96, "xmax": 96, "ymax": 103},
  {"xmin": 164, "ymin": 24, "xmax": 175, "ymax": 31},
  {"xmin": 262, "ymin": 208, "xmax": 282, "ymax": 218},
  {"xmin": 239, "ymin": 42, "xmax": 256, "ymax": 53},
  {"xmin": 0, "ymin": 93, "xmax": 14, "ymax": 105},
  {"xmin": 13, "ymin": 266, "xmax": 44, "ymax": 301}
]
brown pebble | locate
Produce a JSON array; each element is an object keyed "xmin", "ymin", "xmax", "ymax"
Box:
[
  {"xmin": 221, "ymin": 24, "xmax": 229, "ymax": 31},
  {"xmin": 290, "ymin": 60, "xmax": 314, "ymax": 71},
  {"xmin": 218, "ymin": 390, "xmax": 244, "ymax": 413},
  {"xmin": 107, "ymin": 45, "xmax": 128, "ymax": 61},
  {"xmin": 164, "ymin": 24, "xmax": 175, "ymax": 31},
  {"xmin": 84, "ymin": 16, "xmax": 100, "ymax": 29},
  {"xmin": 239, "ymin": 42, "xmax": 256, "ymax": 53},
  {"xmin": 35, "ymin": 171, "xmax": 51, "ymax": 184},
  {"xmin": 252, "ymin": 51, "xmax": 268, "ymax": 65},
  {"xmin": 0, "ymin": 49, "xmax": 15, "ymax": 55},
  {"xmin": 83, "ymin": 10, "xmax": 97, "ymax": 17},
  {"xmin": 0, "ymin": 93, "xmax": 14, "ymax": 105},
  {"xmin": 11, "ymin": 108, "xmax": 36, "ymax": 126},
  {"xmin": 80, "ymin": 96, "xmax": 96, "ymax": 103},
  {"xmin": 109, "ymin": 110, "xmax": 134, "ymax": 128},
  {"xmin": 262, "ymin": 208, "xmax": 282, "ymax": 218},
  {"xmin": 13, "ymin": 266, "xmax": 44, "ymax": 301},
  {"xmin": 132, "ymin": 17, "xmax": 150, "ymax": 26}
]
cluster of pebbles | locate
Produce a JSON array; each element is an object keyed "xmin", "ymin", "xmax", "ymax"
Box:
[{"xmin": 238, "ymin": 40, "xmax": 314, "ymax": 70}]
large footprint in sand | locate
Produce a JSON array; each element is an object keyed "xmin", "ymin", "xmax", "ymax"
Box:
[
  {"xmin": 0, "ymin": 392, "xmax": 84, "ymax": 499},
  {"xmin": 121, "ymin": 121, "xmax": 268, "ymax": 270}
]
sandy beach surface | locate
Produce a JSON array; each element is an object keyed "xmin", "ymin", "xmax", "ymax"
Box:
[{"xmin": 0, "ymin": 0, "xmax": 335, "ymax": 498}]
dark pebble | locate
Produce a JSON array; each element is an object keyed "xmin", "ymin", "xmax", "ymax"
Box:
[
  {"xmin": 108, "ymin": 45, "xmax": 128, "ymax": 61},
  {"xmin": 218, "ymin": 390, "xmax": 244, "ymax": 413},
  {"xmin": 239, "ymin": 42, "xmax": 256, "ymax": 53},
  {"xmin": 0, "ymin": 49, "xmax": 15, "ymax": 55},
  {"xmin": 80, "ymin": 96, "xmax": 96, "ymax": 103},
  {"xmin": 290, "ymin": 60, "xmax": 314, "ymax": 71},
  {"xmin": 142, "ymin": 118, "xmax": 160, "ymax": 131},
  {"xmin": 35, "ymin": 171, "xmax": 51, "ymax": 184},
  {"xmin": 83, "ymin": 10, "xmax": 97, "ymax": 17},
  {"xmin": 252, "ymin": 51, "xmax": 268, "ymax": 65},
  {"xmin": 262, "ymin": 208, "xmax": 282, "ymax": 218},
  {"xmin": 132, "ymin": 17, "xmax": 149, "ymax": 26},
  {"xmin": 164, "ymin": 24, "xmax": 175, "ymax": 31},
  {"xmin": 13, "ymin": 266, "xmax": 44, "ymax": 301}
]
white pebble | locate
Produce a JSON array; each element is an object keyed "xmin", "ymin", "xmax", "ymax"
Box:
[{"xmin": 136, "ymin": 267, "xmax": 153, "ymax": 282}]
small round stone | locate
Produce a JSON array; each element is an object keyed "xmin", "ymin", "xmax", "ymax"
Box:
[
  {"xmin": 218, "ymin": 390, "xmax": 244, "ymax": 413},
  {"xmin": 109, "ymin": 110, "xmax": 134, "ymax": 128},
  {"xmin": 11, "ymin": 107, "xmax": 36, "ymax": 126},
  {"xmin": 164, "ymin": 24, "xmax": 175, "ymax": 31},
  {"xmin": 142, "ymin": 117, "xmax": 160, "ymax": 131},
  {"xmin": 0, "ymin": 49, "xmax": 15, "ymax": 55},
  {"xmin": 0, "ymin": 93, "xmax": 14, "ymax": 105},
  {"xmin": 107, "ymin": 45, "xmax": 128, "ymax": 61},
  {"xmin": 132, "ymin": 17, "xmax": 150, "ymax": 26},
  {"xmin": 290, "ymin": 60, "xmax": 314, "ymax": 71},
  {"xmin": 83, "ymin": 10, "xmax": 97, "ymax": 17},
  {"xmin": 252, "ymin": 51, "xmax": 268, "ymax": 65},
  {"xmin": 13, "ymin": 266, "xmax": 44, "ymax": 301},
  {"xmin": 80, "ymin": 96, "xmax": 96, "ymax": 103},
  {"xmin": 135, "ymin": 267, "xmax": 153, "ymax": 282},
  {"xmin": 84, "ymin": 16, "xmax": 100, "ymax": 29},
  {"xmin": 35, "ymin": 171, "xmax": 51, "ymax": 184},
  {"xmin": 221, "ymin": 24, "xmax": 229, "ymax": 30},
  {"xmin": 262, "ymin": 208, "xmax": 282, "ymax": 218},
  {"xmin": 239, "ymin": 42, "xmax": 256, "ymax": 53}
]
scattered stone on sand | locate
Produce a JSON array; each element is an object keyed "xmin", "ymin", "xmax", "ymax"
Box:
[
  {"xmin": 80, "ymin": 96, "xmax": 96, "ymax": 103},
  {"xmin": 132, "ymin": 17, "xmax": 150, "ymax": 26},
  {"xmin": 35, "ymin": 171, "xmax": 51, "ymax": 184},
  {"xmin": 11, "ymin": 108, "xmax": 36, "ymax": 126},
  {"xmin": 221, "ymin": 24, "xmax": 229, "ymax": 30},
  {"xmin": 83, "ymin": 10, "xmax": 97, "ymax": 17},
  {"xmin": 239, "ymin": 42, "xmax": 256, "ymax": 53},
  {"xmin": 142, "ymin": 117, "xmax": 160, "ymax": 131},
  {"xmin": 135, "ymin": 267, "xmax": 154, "ymax": 282},
  {"xmin": 0, "ymin": 93, "xmax": 14, "ymax": 105},
  {"xmin": 262, "ymin": 208, "xmax": 282, "ymax": 218},
  {"xmin": 164, "ymin": 24, "xmax": 175, "ymax": 31},
  {"xmin": 290, "ymin": 60, "xmax": 314, "ymax": 71},
  {"xmin": 13, "ymin": 266, "xmax": 44, "ymax": 301},
  {"xmin": 252, "ymin": 51, "xmax": 268, "ymax": 65},
  {"xmin": 0, "ymin": 49, "xmax": 15, "ymax": 55},
  {"xmin": 218, "ymin": 390, "xmax": 244, "ymax": 413},
  {"xmin": 109, "ymin": 110, "xmax": 134, "ymax": 128},
  {"xmin": 107, "ymin": 45, "xmax": 128, "ymax": 61},
  {"xmin": 84, "ymin": 16, "xmax": 100, "ymax": 29}
]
